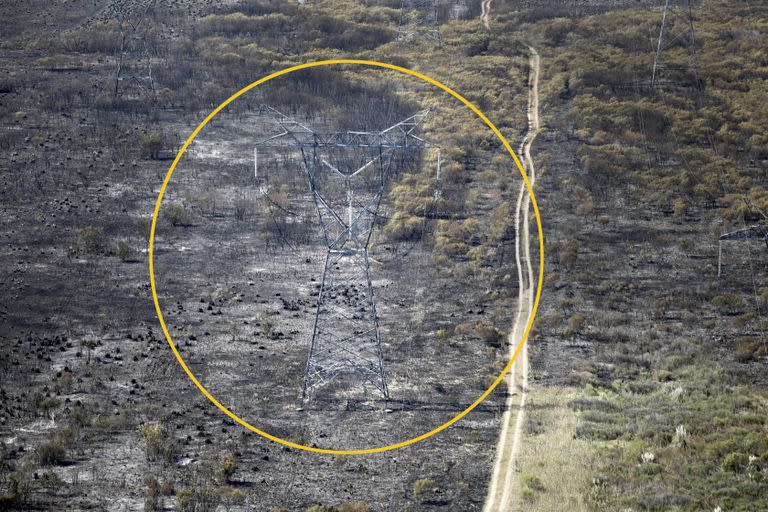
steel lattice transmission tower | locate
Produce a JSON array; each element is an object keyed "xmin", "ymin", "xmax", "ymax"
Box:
[
  {"xmin": 718, "ymin": 200, "xmax": 768, "ymax": 278},
  {"xmin": 651, "ymin": 0, "xmax": 701, "ymax": 91},
  {"xmin": 255, "ymin": 106, "xmax": 436, "ymax": 399},
  {"xmin": 111, "ymin": 0, "xmax": 156, "ymax": 98},
  {"xmin": 449, "ymin": 0, "xmax": 469, "ymax": 20},
  {"xmin": 397, "ymin": 0, "xmax": 440, "ymax": 44}
]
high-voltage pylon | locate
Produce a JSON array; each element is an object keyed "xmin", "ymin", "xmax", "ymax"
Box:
[
  {"xmin": 718, "ymin": 225, "xmax": 768, "ymax": 278},
  {"xmin": 397, "ymin": 0, "xmax": 440, "ymax": 44},
  {"xmin": 450, "ymin": 0, "xmax": 469, "ymax": 20},
  {"xmin": 111, "ymin": 0, "xmax": 156, "ymax": 98},
  {"xmin": 255, "ymin": 106, "xmax": 436, "ymax": 399},
  {"xmin": 718, "ymin": 200, "xmax": 768, "ymax": 278},
  {"xmin": 651, "ymin": 0, "xmax": 701, "ymax": 91}
]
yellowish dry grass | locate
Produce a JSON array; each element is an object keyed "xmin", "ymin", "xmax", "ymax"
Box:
[{"xmin": 509, "ymin": 386, "xmax": 596, "ymax": 512}]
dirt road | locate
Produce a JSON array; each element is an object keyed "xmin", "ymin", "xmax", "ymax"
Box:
[
  {"xmin": 483, "ymin": 44, "xmax": 541, "ymax": 512},
  {"xmin": 480, "ymin": 0, "xmax": 493, "ymax": 29}
]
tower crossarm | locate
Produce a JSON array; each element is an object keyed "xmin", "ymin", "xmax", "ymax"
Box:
[
  {"xmin": 255, "ymin": 106, "xmax": 434, "ymax": 150},
  {"xmin": 719, "ymin": 225, "xmax": 768, "ymax": 242}
]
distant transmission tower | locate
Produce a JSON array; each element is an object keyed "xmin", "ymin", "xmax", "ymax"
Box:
[
  {"xmin": 255, "ymin": 106, "xmax": 436, "ymax": 399},
  {"xmin": 650, "ymin": 0, "xmax": 701, "ymax": 91},
  {"xmin": 397, "ymin": 0, "xmax": 440, "ymax": 44},
  {"xmin": 718, "ymin": 200, "xmax": 768, "ymax": 279},
  {"xmin": 112, "ymin": 0, "xmax": 156, "ymax": 98},
  {"xmin": 450, "ymin": 0, "xmax": 469, "ymax": 20},
  {"xmin": 718, "ymin": 225, "xmax": 768, "ymax": 278}
]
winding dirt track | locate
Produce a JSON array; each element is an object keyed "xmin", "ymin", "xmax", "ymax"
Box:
[
  {"xmin": 483, "ymin": 42, "xmax": 541, "ymax": 512},
  {"xmin": 480, "ymin": 0, "xmax": 493, "ymax": 29}
]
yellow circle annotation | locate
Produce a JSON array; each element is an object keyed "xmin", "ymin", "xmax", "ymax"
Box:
[{"xmin": 149, "ymin": 59, "xmax": 545, "ymax": 455}]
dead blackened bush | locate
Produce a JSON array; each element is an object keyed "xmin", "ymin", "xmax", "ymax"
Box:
[{"xmin": 233, "ymin": 198, "xmax": 253, "ymax": 221}]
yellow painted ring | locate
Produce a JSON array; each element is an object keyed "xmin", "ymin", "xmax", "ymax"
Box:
[{"xmin": 149, "ymin": 59, "xmax": 545, "ymax": 455}]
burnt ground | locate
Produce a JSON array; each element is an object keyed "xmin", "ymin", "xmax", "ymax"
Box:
[{"xmin": 0, "ymin": 2, "xmax": 528, "ymax": 510}]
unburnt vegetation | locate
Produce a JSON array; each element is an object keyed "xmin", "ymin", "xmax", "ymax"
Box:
[{"xmin": 501, "ymin": 2, "xmax": 768, "ymax": 511}]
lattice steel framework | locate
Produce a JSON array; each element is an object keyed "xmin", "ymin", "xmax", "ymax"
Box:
[
  {"xmin": 397, "ymin": 0, "xmax": 440, "ymax": 44},
  {"xmin": 255, "ymin": 106, "xmax": 435, "ymax": 399},
  {"xmin": 450, "ymin": 0, "xmax": 469, "ymax": 20},
  {"xmin": 718, "ymin": 225, "xmax": 768, "ymax": 278},
  {"xmin": 112, "ymin": 0, "xmax": 156, "ymax": 98},
  {"xmin": 651, "ymin": 0, "xmax": 701, "ymax": 90}
]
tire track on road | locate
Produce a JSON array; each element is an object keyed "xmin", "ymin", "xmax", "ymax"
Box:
[{"xmin": 483, "ymin": 43, "xmax": 541, "ymax": 512}]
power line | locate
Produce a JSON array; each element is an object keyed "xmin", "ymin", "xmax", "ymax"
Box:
[
  {"xmin": 397, "ymin": 0, "xmax": 440, "ymax": 45},
  {"xmin": 255, "ymin": 105, "xmax": 437, "ymax": 400}
]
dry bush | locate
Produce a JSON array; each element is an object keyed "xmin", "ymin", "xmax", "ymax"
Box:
[
  {"xmin": 413, "ymin": 478, "xmax": 437, "ymax": 499},
  {"xmin": 36, "ymin": 441, "xmax": 66, "ymax": 466},
  {"xmin": 138, "ymin": 422, "xmax": 176, "ymax": 463},
  {"xmin": 76, "ymin": 226, "xmax": 108, "ymax": 254}
]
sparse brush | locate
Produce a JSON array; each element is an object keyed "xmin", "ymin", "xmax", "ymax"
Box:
[
  {"xmin": 413, "ymin": 478, "xmax": 437, "ymax": 499},
  {"xmin": 36, "ymin": 440, "xmax": 66, "ymax": 466},
  {"xmin": 139, "ymin": 422, "xmax": 177, "ymax": 463}
]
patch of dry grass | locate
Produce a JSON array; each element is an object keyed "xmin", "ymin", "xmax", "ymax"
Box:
[{"xmin": 510, "ymin": 386, "xmax": 597, "ymax": 512}]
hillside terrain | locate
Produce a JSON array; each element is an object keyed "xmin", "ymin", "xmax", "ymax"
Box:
[{"xmin": 0, "ymin": 1, "xmax": 766, "ymax": 511}]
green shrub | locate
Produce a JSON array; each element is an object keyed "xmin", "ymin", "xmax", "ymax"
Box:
[
  {"xmin": 164, "ymin": 203, "xmax": 187, "ymax": 227},
  {"xmin": 115, "ymin": 241, "xmax": 135, "ymax": 262},
  {"xmin": 54, "ymin": 371, "xmax": 74, "ymax": 393},
  {"xmin": 476, "ymin": 323, "xmax": 504, "ymax": 346},
  {"xmin": 520, "ymin": 485, "xmax": 535, "ymax": 502},
  {"xmin": 722, "ymin": 452, "xmax": 749, "ymax": 472},
  {"xmin": 521, "ymin": 472, "xmax": 545, "ymax": 491},
  {"xmin": 139, "ymin": 422, "xmax": 176, "ymax": 462},
  {"xmin": 36, "ymin": 440, "xmax": 66, "ymax": 465},
  {"xmin": 567, "ymin": 312, "xmax": 586, "ymax": 334},
  {"xmin": 218, "ymin": 455, "xmax": 236, "ymax": 483},
  {"xmin": 39, "ymin": 396, "xmax": 60, "ymax": 417},
  {"xmin": 177, "ymin": 486, "xmax": 220, "ymax": 512},
  {"xmin": 219, "ymin": 486, "xmax": 245, "ymax": 511},
  {"xmin": 76, "ymin": 226, "xmax": 107, "ymax": 254},
  {"xmin": 261, "ymin": 321, "xmax": 274, "ymax": 339},
  {"xmin": 140, "ymin": 132, "xmax": 164, "ymax": 159},
  {"xmin": 144, "ymin": 475, "xmax": 160, "ymax": 511}
]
